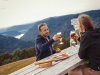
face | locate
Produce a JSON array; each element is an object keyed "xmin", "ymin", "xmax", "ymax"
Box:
[{"xmin": 39, "ymin": 25, "xmax": 49, "ymax": 37}]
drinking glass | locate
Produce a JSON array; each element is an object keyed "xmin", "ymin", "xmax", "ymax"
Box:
[
  {"xmin": 57, "ymin": 32, "xmax": 63, "ymax": 44},
  {"xmin": 70, "ymin": 31, "xmax": 77, "ymax": 55}
]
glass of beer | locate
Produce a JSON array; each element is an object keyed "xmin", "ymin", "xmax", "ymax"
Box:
[
  {"xmin": 57, "ymin": 32, "xmax": 63, "ymax": 44},
  {"xmin": 69, "ymin": 30, "xmax": 77, "ymax": 55},
  {"xmin": 70, "ymin": 31, "xmax": 76, "ymax": 39},
  {"xmin": 70, "ymin": 31, "xmax": 76, "ymax": 46}
]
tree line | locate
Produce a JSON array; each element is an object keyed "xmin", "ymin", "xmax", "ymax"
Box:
[
  {"xmin": 0, "ymin": 47, "xmax": 36, "ymax": 66},
  {"xmin": 0, "ymin": 37, "xmax": 70, "ymax": 66}
]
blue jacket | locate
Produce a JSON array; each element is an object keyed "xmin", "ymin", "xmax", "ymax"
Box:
[{"xmin": 35, "ymin": 35, "xmax": 56, "ymax": 61}]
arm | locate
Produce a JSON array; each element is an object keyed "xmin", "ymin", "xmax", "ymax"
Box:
[
  {"xmin": 78, "ymin": 32, "xmax": 85, "ymax": 42},
  {"xmin": 52, "ymin": 50, "xmax": 56, "ymax": 54},
  {"xmin": 78, "ymin": 37, "xmax": 80, "ymax": 42},
  {"xmin": 36, "ymin": 39, "xmax": 54, "ymax": 52},
  {"xmin": 78, "ymin": 33, "xmax": 91, "ymax": 59}
]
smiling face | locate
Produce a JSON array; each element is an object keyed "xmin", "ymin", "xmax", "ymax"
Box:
[{"xmin": 39, "ymin": 24, "xmax": 49, "ymax": 38}]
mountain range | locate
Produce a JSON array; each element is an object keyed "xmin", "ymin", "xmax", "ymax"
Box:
[
  {"xmin": 0, "ymin": 9, "xmax": 100, "ymax": 53},
  {"xmin": 0, "ymin": 23, "xmax": 34, "ymax": 38},
  {"xmin": 21, "ymin": 9, "xmax": 100, "ymax": 41},
  {"xmin": 0, "ymin": 35, "xmax": 34, "ymax": 53}
]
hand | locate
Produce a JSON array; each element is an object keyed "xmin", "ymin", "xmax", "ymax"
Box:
[
  {"xmin": 71, "ymin": 33, "xmax": 79, "ymax": 40},
  {"xmin": 53, "ymin": 34, "xmax": 61, "ymax": 41},
  {"xmin": 74, "ymin": 34, "xmax": 79, "ymax": 40},
  {"xmin": 56, "ymin": 48, "xmax": 61, "ymax": 53}
]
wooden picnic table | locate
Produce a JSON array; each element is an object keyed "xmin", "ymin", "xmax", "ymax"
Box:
[{"xmin": 9, "ymin": 45, "xmax": 85, "ymax": 75}]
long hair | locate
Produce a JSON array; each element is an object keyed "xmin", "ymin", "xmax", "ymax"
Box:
[{"xmin": 78, "ymin": 14, "xmax": 94, "ymax": 31}]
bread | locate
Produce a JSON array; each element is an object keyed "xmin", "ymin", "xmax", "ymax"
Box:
[
  {"xmin": 39, "ymin": 61, "xmax": 52, "ymax": 68},
  {"xmin": 34, "ymin": 58, "xmax": 54, "ymax": 65}
]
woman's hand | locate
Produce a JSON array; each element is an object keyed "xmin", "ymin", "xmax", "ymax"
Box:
[{"xmin": 71, "ymin": 33, "xmax": 79, "ymax": 40}]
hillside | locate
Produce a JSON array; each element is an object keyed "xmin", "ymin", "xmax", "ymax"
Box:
[
  {"xmin": 0, "ymin": 57, "xmax": 36, "ymax": 75},
  {"xmin": 0, "ymin": 35, "xmax": 34, "ymax": 53},
  {"xmin": 0, "ymin": 23, "xmax": 34, "ymax": 37},
  {"xmin": 5, "ymin": 23, "xmax": 33, "ymax": 33},
  {"xmin": 0, "ymin": 28, "xmax": 7, "ymax": 33},
  {"xmin": 94, "ymin": 17, "xmax": 100, "ymax": 28},
  {"xmin": 0, "ymin": 9, "xmax": 100, "ymax": 53},
  {"xmin": 0, "ymin": 31, "xmax": 21, "ymax": 37},
  {"xmin": 21, "ymin": 9, "xmax": 100, "ymax": 41}
]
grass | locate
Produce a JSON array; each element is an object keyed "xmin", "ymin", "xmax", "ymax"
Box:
[{"xmin": 0, "ymin": 57, "xmax": 36, "ymax": 75}]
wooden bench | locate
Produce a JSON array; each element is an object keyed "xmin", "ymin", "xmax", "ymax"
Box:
[{"xmin": 9, "ymin": 45, "xmax": 85, "ymax": 75}]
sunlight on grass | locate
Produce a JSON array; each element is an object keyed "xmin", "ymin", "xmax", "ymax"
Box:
[{"xmin": 0, "ymin": 57, "xmax": 36, "ymax": 75}]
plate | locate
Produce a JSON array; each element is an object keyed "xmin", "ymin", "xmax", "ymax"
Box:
[{"xmin": 53, "ymin": 53, "xmax": 69, "ymax": 60}]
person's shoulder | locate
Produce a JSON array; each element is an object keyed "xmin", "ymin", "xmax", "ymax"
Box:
[
  {"xmin": 35, "ymin": 35, "xmax": 41, "ymax": 40},
  {"xmin": 82, "ymin": 32, "xmax": 91, "ymax": 39},
  {"xmin": 36, "ymin": 35, "xmax": 45, "ymax": 41}
]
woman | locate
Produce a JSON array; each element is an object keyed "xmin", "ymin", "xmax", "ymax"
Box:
[{"xmin": 69, "ymin": 14, "xmax": 100, "ymax": 75}]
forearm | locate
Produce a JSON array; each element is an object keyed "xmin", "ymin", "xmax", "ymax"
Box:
[
  {"xmin": 78, "ymin": 37, "xmax": 80, "ymax": 42},
  {"xmin": 52, "ymin": 50, "xmax": 56, "ymax": 54},
  {"xmin": 37, "ymin": 39, "xmax": 54, "ymax": 52}
]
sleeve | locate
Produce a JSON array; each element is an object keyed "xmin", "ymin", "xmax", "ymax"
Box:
[
  {"xmin": 52, "ymin": 50, "xmax": 56, "ymax": 54},
  {"xmin": 78, "ymin": 37, "xmax": 80, "ymax": 42},
  {"xmin": 78, "ymin": 34, "xmax": 91, "ymax": 59},
  {"xmin": 36, "ymin": 39, "xmax": 54, "ymax": 52},
  {"xmin": 78, "ymin": 32, "xmax": 84, "ymax": 42}
]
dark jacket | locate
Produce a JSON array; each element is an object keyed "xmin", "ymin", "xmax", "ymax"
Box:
[
  {"xmin": 78, "ymin": 28, "xmax": 100, "ymax": 71},
  {"xmin": 35, "ymin": 35, "xmax": 56, "ymax": 61}
]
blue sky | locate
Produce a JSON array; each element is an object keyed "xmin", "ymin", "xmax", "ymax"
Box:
[{"xmin": 0, "ymin": 0, "xmax": 100, "ymax": 28}]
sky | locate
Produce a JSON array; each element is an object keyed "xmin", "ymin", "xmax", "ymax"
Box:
[{"xmin": 0, "ymin": 0, "xmax": 100, "ymax": 28}]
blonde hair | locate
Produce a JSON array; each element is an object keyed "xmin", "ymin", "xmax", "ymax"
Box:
[
  {"xmin": 38, "ymin": 23, "xmax": 47, "ymax": 31},
  {"xmin": 78, "ymin": 14, "xmax": 94, "ymax": 31}
]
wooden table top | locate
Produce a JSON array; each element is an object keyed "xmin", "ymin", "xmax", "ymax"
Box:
[{"xmin": 9, "ymin": 45, "xmax": 85, "ymax": 75}]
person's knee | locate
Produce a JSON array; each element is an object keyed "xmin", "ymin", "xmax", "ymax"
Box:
[
  {"xmin": 68, "ymin": 67, "xmax": 83, "ymax": 75},
  {"xmin": 68, "ymin": 70, "xmax": 79, "ymax": 75}
]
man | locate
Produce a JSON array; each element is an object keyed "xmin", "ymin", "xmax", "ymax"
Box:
[{"xmin": 35, "ymin": 23, "xmax": 61, "ymax": 61}]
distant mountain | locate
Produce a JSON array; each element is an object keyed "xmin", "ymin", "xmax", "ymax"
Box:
[
  {"xmin": 0, "ymin": 23, "xmax": 34, "ymax": 38},
  {"xmin": 21, "ymin": 9, "xmax": 100, "ymax": 41},
  {"xmin": 0, "ymin": 31, "xmax": 21, "ymax": 37},
  {"xmin": 94, "ymin": 17, "xmax": 100, "ymax": 28},
  {"xmin": 0, "ymin": 35, "xmax": 34, "ymax": 53},
  {"xmin": 21, "ymin": 16, "xmax": 73, "ymax": 41},
  {"xmin": 0, "ymin": 28, "xmax": 7, "ymax": 33},
  {"xmin": 0, "ymin": 9, "xmax": 100, "ymax": 53},
  {"xmin": 5, "ymin": 23, "xmax": 34, "ymax": 33}
]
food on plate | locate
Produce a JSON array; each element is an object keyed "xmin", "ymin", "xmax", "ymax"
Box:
[
  {"xmin": 34, "ymin": 58, "xmax": 55, "ymax": 68},
  {"xmin": 34, "ymin": 53, "xmax": 69, "ymax": 66},
  {"xmin": 59, "ymin": 53, "xmax": 69, "ymax": 57},
  {"xmin": 53, "ymin": 53, "xmax": 69, "ymax": 60},
  {"xmin": 34, "ymin": 58, "xmax": 54, "ymax": 65},
  {"xmin": 39, "ymin": 61, "xmax": 52, "ymax": 68}
]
